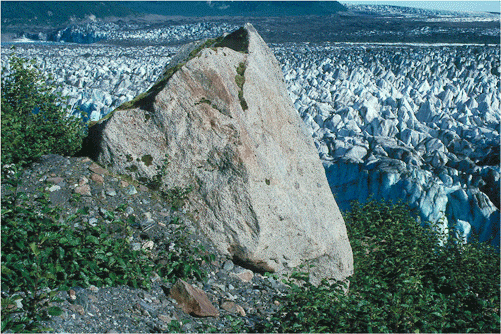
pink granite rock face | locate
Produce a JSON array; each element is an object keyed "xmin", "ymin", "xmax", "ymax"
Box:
[{"xmin": 90, "ymin": 24, "xmax": 353, "ymax": 285}]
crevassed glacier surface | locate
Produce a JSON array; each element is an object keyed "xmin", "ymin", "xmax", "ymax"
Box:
[
  {"xmin": 274, "ymin": 43, "xmax": 499, "ymax": 246},
  {"xmin": 2, "ymin": 41, "xmax": 499, "ymax": 246}
]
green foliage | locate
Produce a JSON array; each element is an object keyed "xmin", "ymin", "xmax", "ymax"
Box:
[
  {"xmin": 236, "ymin": 62, "xmax": 246, "ymax": 78},
  {"xmin": 235, "ymin": 74, "xmax": 245, "ymax": 89},
  {"xmin": 166, "ymin": 319, "xmax": 184, "ymax": 332},
  {"xmin": 225, "ymin": 314, "xmax": 246, "ymax": 333},
  {"xmin": 126, "ymin": 164, "xmax": 139, "ymax": 173},
  {"xmin": 196, "ymin": 97, "xmax": 214, "ymax": 106},
  {"xmin": 1, "ymin": 192, "xmax": 156, "ymax": 331},
  {"xmin": 235, "ymin": 62, "xmax": 246, "ymax": 89},
  {"xmin": 161, "ymin": 185, "xmax": 194, "ymax": 211},
  {"xmin": 238, "ymin": 90, "xmax": 249, "ymax": 110},
  {"xmin": 141, "ymin": 154, "xmax": 154, "ymax": 166},
  {"xmin": 155, "ymin": 217, "xmax": 214, "ymax": 283},
  {"xmin": 268, "ymin": 200, "xmax": 500, "ymax": 333},
  {"xmin": 137, "ymin": 154, "xmax": 170, "ymax": 191},
  {"xmin": 194, "ymin": 97, "xmax": 229, "ymax": 117},
  {"xmin": 1, "ymin": 53, "xmax": 87, "ymax": 166},
  {"xmin": 1, "ymin": 176, "xmax": 212, "ymax": 331},
  {"xmin": 189, "ymin": 37, "xmax": 223, "ymax": 59}
]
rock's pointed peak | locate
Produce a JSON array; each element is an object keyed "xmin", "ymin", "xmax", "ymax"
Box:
[
  {"xmin": 244, "ymin": 22, "xmax": 257, "ymax": 33},
  {"xmin": 89, "ymin": 25, "xmax": 354, "ymax": 285}
]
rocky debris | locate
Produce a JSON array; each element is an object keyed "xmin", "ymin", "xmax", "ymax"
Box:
[
  {"xmin": 277, "ymin": 43, "xmax": 500, "ymax": 247},
  {"xmin": 89, "ymin": 162, "xmax": 110, "ymax": 175},
  {"xmin": 91, "ymin": 173, "xmax": 104, "ymax": 183},
  {"xmin": 74, "ymin": 182, "xmax": 91, "ymax": 196},
  {"xmin": 88, "ymin": 24, "xmax": 353, "ymax": 284},
  {"xmin": 170, "ymin": 279, "xmax": 219, "ymax": 317},
  {"xmin": 221, "ymin": 301, "xmax": 246, "ymax": 316},
  {"xmin": 2, "ymin": 154, "xmax": 289, "ymax": 333},
  {"xmin": 234, "ymin": 270, "xmax": 254, "ymax": 283}
]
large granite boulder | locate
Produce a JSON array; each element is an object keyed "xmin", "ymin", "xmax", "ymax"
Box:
[{"xmin": 86, "ymin": 24, "xmax": 353, "ymax": 284}]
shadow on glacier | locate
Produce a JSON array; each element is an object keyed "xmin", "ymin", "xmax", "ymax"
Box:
[{"xmin": 324, "ymin": 159, "xmax": 500, "ymax": 249}]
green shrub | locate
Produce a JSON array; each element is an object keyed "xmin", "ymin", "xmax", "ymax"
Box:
[
  {"xmin": 267, "ymin": 200, "xmax": 500, "ymax": 333},
  {"xmin": 235, "ymin": 74, "xmax": 245, "ymax": 89},
  {"xmin": 0, "ymin": 191, "xmax": 156, "ymax": 332},
  {"xmin": 1, "ymin": 176, "xmax": 211, "ymax": 332},
  {"xmin": 1, "ymin": 53, "xmax": 87, "ymax": 166},
  {"xmin": 141, "ymin": 154, "xmax": 154, "ymax": 166},
  {"xmin": 161, "ymin": 185, "xmax": 194, "ymax": 211},
  {"xmin": 155, "ymin": 217, "xmax": 215, "ymax": 282},
  {"xmin": 236, "ymin": 62, "xmax": 246, "ymax": 78},
  {"xmin": 238, "ymin": 90, "xmax": 248, "ymax": 111}
]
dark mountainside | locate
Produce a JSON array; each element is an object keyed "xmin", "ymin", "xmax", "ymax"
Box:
[
  {"xmin": 0, "ymin": 1, "xmax": 135, "ymax": 26},
  {"xmin": 1, "ymin": 1, "xmax": 346, "ymax": 27},
  {"xmin": 2, "ymin": 1, "xmax": 499, "ymax": 45},
  {"xmin": 121, "ymin": 1, "xmax": 347, "ymax": 17},
  {"xmin": 1, "ymin": 1, "xmax": 134, "ymax": 41}
]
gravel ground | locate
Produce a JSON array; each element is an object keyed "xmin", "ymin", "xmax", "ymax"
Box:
[{"xmin": 2, "ymin": 154, "xmax": 289, "ymax": 333}]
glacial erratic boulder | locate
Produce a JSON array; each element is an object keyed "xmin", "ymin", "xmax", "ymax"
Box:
[{"xmin": 86, "ymin": 24, "xmax": 353, "ymax": 284}]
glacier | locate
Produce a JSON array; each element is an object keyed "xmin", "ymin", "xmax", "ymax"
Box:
[
  {"xmin": 2, "ymin": 40, "xmax": 499, "ymax": 247},
  {"xmin": 275, "ymin": 43, "xmax": 499, "ymax": 247}
]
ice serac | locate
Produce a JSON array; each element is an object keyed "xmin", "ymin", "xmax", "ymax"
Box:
[
  {"xmin": 278, "ymin": 43, "xmax": 499, "ymax": 248},
  {"xmin": 89, "ymin": 24, "xmax": 353, "ymax": 285}
]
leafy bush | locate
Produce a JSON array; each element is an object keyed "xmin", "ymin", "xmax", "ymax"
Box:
[
  {"xmin": 235, "ymin": 62, "xmax": 246, "ymax": 88},
  {"xmin": 268, "ymin": 200, "xmax": 500, "ymax": 333},
  {"xmin": 161, "ymin": 185, "xmax": 194, "ymax": 211},
  {"xmin": 155, "ymin": 217, "xmax": 215, "ymax": 282},
  {"xmin": 0, "ymin": 53, "xmax": 214, "ymax": 332},
  {"xmin": 0, "ymin": 191, "xmax": 155, "ymax": 332},
  {"xmin": 1, "ymin": 53, "xmax": 87, "ymax": 166},
  {"xmin": 1, "ymin": 175, "xmax": 211, "ymax": 332}
]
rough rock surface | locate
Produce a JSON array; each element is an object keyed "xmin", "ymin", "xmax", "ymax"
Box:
[
  {"xmin": 87, "ymin": 24, "xmax": 353, "ymax": 284},
  {"xmin": 170, "ymin": 279, "xmax": 219, "ymax": 317}
]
